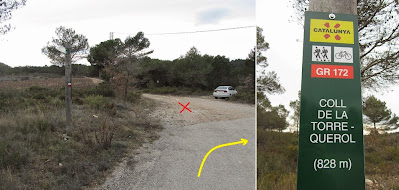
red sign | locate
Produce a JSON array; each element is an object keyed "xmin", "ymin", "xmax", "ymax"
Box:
[{"xmin": 311, "ymin": 64, "xmax": 354, "ymax": 79}]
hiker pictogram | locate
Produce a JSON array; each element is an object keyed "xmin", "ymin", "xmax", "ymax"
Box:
[
  {"xmin": 314, "ymin": 47, "xmax": 321, "ymax": 59},
  {"xmin": 321, "ymin": 47, "xmax": 329, "ymax": 59},
  {"xmin": 312, "ymin": 45, "xmax": 331, "ymax": 62}
]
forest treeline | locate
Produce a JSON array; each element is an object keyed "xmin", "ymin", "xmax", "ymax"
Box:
[{"xmin": 0, "ymin": 46, "xmax": 255, "ymax": 102}]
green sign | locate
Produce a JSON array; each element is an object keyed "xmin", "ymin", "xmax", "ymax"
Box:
[{"xmin": 297, "ymin": 11, "xmax": 365, "ymax": 190}]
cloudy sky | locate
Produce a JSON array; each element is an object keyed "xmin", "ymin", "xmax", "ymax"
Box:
[
  {"xmin": 0, "ymin": 0, "xmax": 255, "ymax": 67},
  {"xmin": 259, "ymin": 0, "xmax": 399, "ymax": 121}
]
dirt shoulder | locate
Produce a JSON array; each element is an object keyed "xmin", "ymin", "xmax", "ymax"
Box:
[{"xmin": 143, "ymin": 93, "xmax": 254, "ymax": 126}]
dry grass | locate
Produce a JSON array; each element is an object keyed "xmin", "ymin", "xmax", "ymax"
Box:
[
  {"xmin": 0, "ymin": 80, "xmax": 162, "ymax": 189},
  {"xmin": 257, "ymin": 130, "xmax": 399, "ymax": 190},
  {"xmin": 0, "ymin": 76, "xmax": 98, "ymax": 90}
]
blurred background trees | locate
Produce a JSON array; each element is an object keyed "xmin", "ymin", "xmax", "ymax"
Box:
[{"xmin": 0, "ymin": 0, "xmax": 27, "ymax": 34}]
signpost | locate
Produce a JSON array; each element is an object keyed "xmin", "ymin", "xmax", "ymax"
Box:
[
  {"xmin": 297, "ymin": 11, "xmax": 365, "ymax": 189},
  {"xmin": 65, "ymin": 44, "xmax": 72, "ymax": 130},
  {"xmin": 56, "ymin": 46, "xmax": 67, "ymax": 54},
  {"xmin": 56, "ymin": 44, "xmax": 73, "ymax": 130}
]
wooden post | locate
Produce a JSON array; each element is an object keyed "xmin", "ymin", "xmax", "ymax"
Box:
[
  {"xmin": 65, "ymin": 44, "xmax": 72, "ymax": 129},
  {"xmin": 309, "ymin": 0, "xmax": 357, "ymax": 15}
]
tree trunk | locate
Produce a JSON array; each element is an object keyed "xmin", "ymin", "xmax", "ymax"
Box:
[{"xmin": 309, "ymin": 0, "xmax": 357, "ymax": 15}]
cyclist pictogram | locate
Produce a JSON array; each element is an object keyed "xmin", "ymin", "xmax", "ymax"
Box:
[
  {"xmin": 333, "ymin": 47, "xmax": 353, "ymax": 63},
  {"xmin": 335, "ymin": 51, "xmax": 352, "ymax": 60}
]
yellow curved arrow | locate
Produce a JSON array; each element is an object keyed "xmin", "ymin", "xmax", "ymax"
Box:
[{"xmin": 197, "ymin": 138, "xmax": 248, "ymax": 178}]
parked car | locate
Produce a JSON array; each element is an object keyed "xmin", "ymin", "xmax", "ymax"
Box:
[{"xmin": 213, "ymin": 86, "xmax": 237, "ymax": 99}]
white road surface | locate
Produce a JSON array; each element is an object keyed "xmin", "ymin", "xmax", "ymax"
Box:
[{"xmin": 96, "ymin": 94, "xmax": 256, "ymax": 190}]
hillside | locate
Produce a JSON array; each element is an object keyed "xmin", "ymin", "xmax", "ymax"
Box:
[{"xmin": 0, "ymin": 62, "xmax": 11, "ymax": 75}]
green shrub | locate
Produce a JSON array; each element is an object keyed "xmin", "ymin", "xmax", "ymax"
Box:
[
  {"xmin": 94, "ymin": 82, "xmax": 115, "ymax": 97},
  {"xmin": 142, "ymin": 86, "xmax": 210, "ymax": 96},
  {"xmin": 79, "ymin": 118, "xmax": 114, "ymax": 150},
  {"xmin": 230, "ymin": 90, "xmax": 254, "ymax": 104},
  {"xmin": 15, "ymin": 113, "xmax": 52, "ymax": 135},
  {"xmin": 26, "ymin": 86, "xmax": 60, "ymax": 100},
  {"xmin": 85, "ymin": 95, "xmax": 107, "ymax": 110},
  {"xmin": 257, "ymin": 130, "xmax": 298, "ymax": 190},
  {"xmin": 146, "ymin": 80, "xmax": 155, "ymax": 89},
  {"xmin": 0, "ymin": 169, "xmax": 26, "ymax": 189},
  {"xmin": 125, "ymin": 91, "xmax": 142, "ymax": 103},
  {"xmin": 76, "ymin": 82, "xmax": 115, "ymax": 97},
  {"xmin": 0, "ymin": 140, "xmax": 29, "ymax": 169},
  {"xmin": 50, "ymin": 96, "xmax": 64, "ymax": 107},
  {"xmin": 392, "ymin": 183, "xmax": 399, "ymax": 190},
  {"xmin": 149, "ymin": 86, "xmax": 178, "ymax": 94},
  {"xmin": 0, "ymin": 92, "xmax": 24, "ymax": 112},
  {"xmin": 382, "ymin": 146, "xmax": 399, "ymax": 162}
]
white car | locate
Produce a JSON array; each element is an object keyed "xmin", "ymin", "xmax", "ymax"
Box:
[{"xmin": 213, "ymin": 86, "xmax": 237, "ymax": 99}]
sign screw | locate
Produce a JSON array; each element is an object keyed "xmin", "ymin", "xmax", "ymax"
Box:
[{"xmin": 329, "ymin": 13, "xmax": 336, "ymax": 20}]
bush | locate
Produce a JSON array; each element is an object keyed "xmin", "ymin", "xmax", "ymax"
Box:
[
  {"xmin": 0, "ymin": 87, "xmax": 63, "ymax": 113},
  {"xmin": 230, "ymin": 90, "xmax": 254, "ymax": 104},
  {"xmin": 79, "ymin": 118, "xmax": 114, "ymax": 150},
  {"xmin": 84, "ymin": 95, "xmax": 108, "ymax": 110},
  {"xmin": 125, "ymin": 91, "xmax": 142, "ymax": 103},
  {"xmin": 26, "ymin": 86, "xmax": 60, "ymax": 100},
  {"xmin": 0, "ymin": 169, "xmax": 26, "ymax": 189},
  {"xmin": 257, "ymin": 130, "xmax": 298, "ymax": 189},
  {"xmin": 77, "ymin": 82, "xmax": 115, "ymax": 97},
  {"xmin": 144, "ymin": 86, "xmax": 178, "ymax": 94},
  {"xmin": 142, "ymin": 86, "xmax": 210, "ymax": 96},
  {"xmin": 0, "ymin": 140, "xmax": 30, "ymax": 169},
  {"xmin": 258, "ymin": 130, "xmax": 399, "ymax": 189},
  {"xmin": 50, "ymin": 96, "xmax": 64, "ymax": 107},
  {"xmin": 0, "ymin": 89, "xmax": 24, "ymax": 112}
]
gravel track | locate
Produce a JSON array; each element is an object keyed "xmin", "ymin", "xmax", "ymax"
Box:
[{"xmin": 95, "ymin": 94, "xmax": 255, "ymax": 190}]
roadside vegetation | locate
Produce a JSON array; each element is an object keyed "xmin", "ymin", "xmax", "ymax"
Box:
[
  {"xmin": 257, "ymin": 130, "xmax": 399, "ymax": 190},
  {"xmin": 0, "ymin": 82, "xmax": 161, "ymax": 189}
]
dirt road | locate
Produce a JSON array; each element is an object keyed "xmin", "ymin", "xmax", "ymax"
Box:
[{"xmin": 97, "ymin": 94, "xmax": 255, "ymax": 190}]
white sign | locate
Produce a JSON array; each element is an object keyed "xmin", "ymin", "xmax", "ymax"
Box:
[
  {"xmin": 334, "ymin": 47, "xmax": 353, "ymax": 63},
  {"xmin": 56, "ymin": 46, "xmax": 67, "ymax": 54},
  {"xmin": 312, "ymin": 45, "xmax": 331, "ymax": 62}
]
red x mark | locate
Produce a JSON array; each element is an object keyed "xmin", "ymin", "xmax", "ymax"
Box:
[{"xmin": 179, "ymin": 102, "xmax": 192, "ymax": 113}]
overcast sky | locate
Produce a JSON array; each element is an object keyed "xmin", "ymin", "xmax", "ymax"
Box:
[
  {"xmin": 259, "ymin": 0, "xmax": 399, "ymax": 121},
  {"xmin": 0, "ymin": 0, "xmax": 255, "ymax": 67}
]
